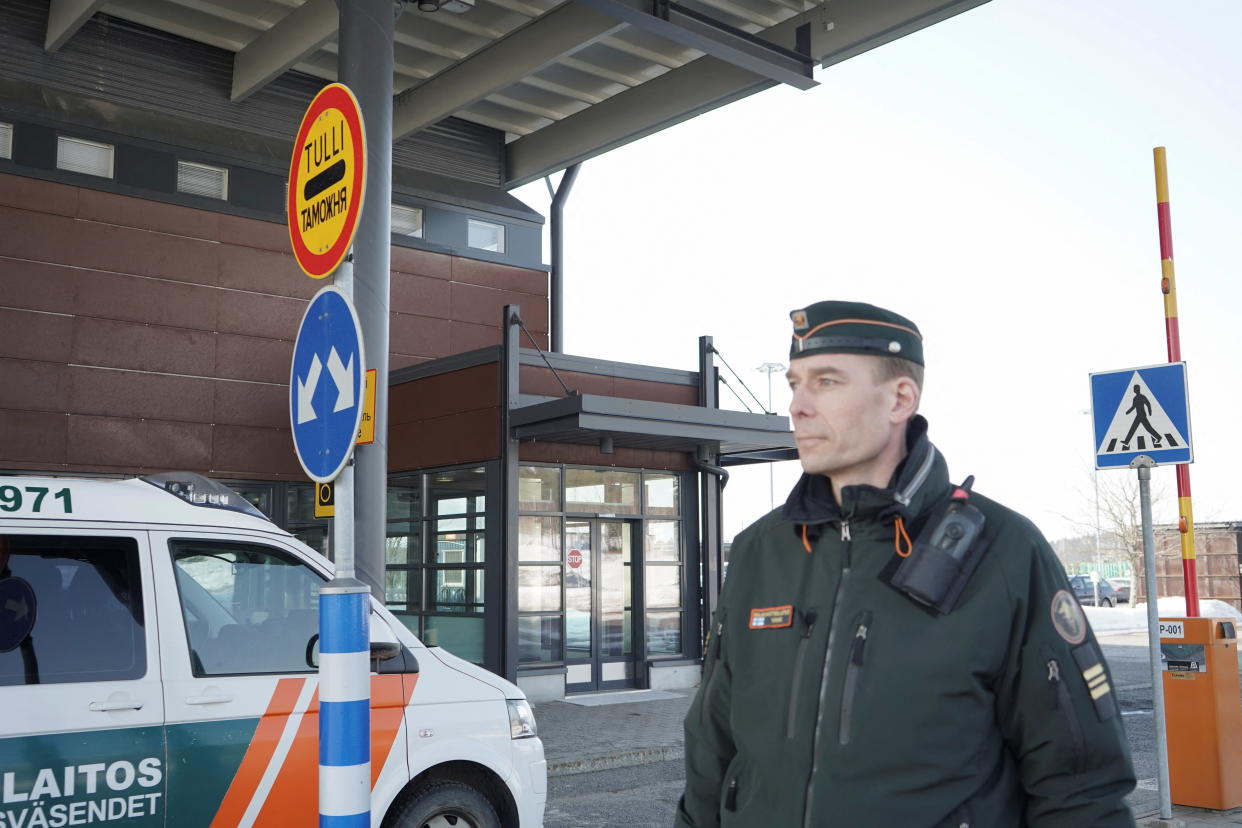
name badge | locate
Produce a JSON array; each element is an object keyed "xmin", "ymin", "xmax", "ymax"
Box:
[{"xmin": 749, "ymin": 605, "xmax": 794, "ymax": 629}]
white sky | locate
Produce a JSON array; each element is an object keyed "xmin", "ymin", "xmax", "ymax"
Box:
[{"xmin": 513, "ymin": 0, "xmax": 1242, "ymax": 545}]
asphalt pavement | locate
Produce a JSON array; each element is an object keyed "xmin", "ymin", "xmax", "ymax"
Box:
[{"xmin": 532, "ymin": 633, "xmax": 1242, "ymax": 827}]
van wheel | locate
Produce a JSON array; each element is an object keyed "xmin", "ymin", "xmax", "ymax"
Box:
[
  {"xmin": 390, "ymin": 781, "xmax": 500, "ymax": 828},
  {"xmin": 1102, "ymin": 598, "xmax": 1113, "ymax": 608}
]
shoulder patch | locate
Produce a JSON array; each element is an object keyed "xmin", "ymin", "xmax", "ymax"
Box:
[
  {"xmin": 749, "ymin": 605, "xmax": 794, "ymax": 629},
  {"xmin": 1050, "ymin": 589, "xmax": 1087, "ymax": 645}
]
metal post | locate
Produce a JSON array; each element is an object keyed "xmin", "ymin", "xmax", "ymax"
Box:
[
  {"xmin": 1138, "ymin": 459, "xmax": 1173, "ymax": 820},
  {"xmin": 698, "ymin": 337, "xmax": 721, "ymax": 647},
  {"xmin": 1153, "ymin": 147, "xmax": 1198, "ymax": 616},
  {"xmin": 501, "ymin": 305, "xmax": 522, "ymax": 682},
  {"xmin": 757, "ymin": 362, "xmax": 785, "ymax": 512},
  {"xmin": 549, "ymin": 164, "xmax": 580, "ymax": 354},
  {"xmin": 318, "ymin": 252, "xmax": 371, "ymax": 826},
  {"xmin": 340, "ymin": 0, "xmax": 394, "ymax": 604},
  {"xmin": 1094, "ymin": 469, "xmax": 1102, "ymax": 606}
]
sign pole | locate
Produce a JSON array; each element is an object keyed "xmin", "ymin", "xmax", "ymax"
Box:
[
  {"xmin": 1153, "ymin": 147, "xmax": 1199, "ymax": 617},
  {"xmin": 318, "ymin": 250, "xmax": 371, "ymax": 828},
  {"xmin": 1136, "ymin": 457, "xmax": 1173, "ymax": 820},
  {"xmin": 285, "ymin": 78, "xmax": 372, "ymax": 828}
]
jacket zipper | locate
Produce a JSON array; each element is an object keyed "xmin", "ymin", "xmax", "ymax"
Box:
[
  {"xmin": 786, "ymin": 609, "xmax": 818, "ymax": 739},
  {"xmin": 838, "ymin": 612, "xmax": 872, "ymax": 746},
  {"xmin": 1048, "ymin": 659, "xmax": 1087, "ymax": 773},
  {"xmin": 724, "ymin": 777, "xmax": 739, "ymax": 811},
  {"xmin": 802, "ymin": 518, "xmax": 851, "ymax": 828}
]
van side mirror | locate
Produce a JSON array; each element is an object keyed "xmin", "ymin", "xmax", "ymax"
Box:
[{"xmin": 305, "ymin": 634, "xmax": 401, "ymax": 669}]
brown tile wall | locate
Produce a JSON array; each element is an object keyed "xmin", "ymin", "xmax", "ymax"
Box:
[{"xmin": 0, "ymin": 173, "xmax": 547, "ymax": 479}]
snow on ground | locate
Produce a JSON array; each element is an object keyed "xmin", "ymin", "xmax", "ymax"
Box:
[{"xmin": 1085, "ymin": 598, "xmax": 1242, "ymax": 635}]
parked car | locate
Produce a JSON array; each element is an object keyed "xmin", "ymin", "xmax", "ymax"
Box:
[
  {"xmin": 1110, "ymin": 576, "xmax": 1133, "ymax": 603},
  {"xmin": 1069, "ymin": 574, "xmax": 1120, "ymax": 607}
]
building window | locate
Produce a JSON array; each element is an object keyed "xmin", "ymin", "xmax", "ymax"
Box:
[
  {"xmin": 518, "ymin": 465, "xmax": 688, "ymax": 670},
  {"xmin": 385, "ymin": 466, "xmax": 488, "ymax": 664},
  {"xmin": 0, "ymin": 123, "xmax": 12, "ymax": 160},
  {"xmin": 518, "ymin": 465, "xmax": 560, "ymax": 512},
  {"xmin": 467, "ymin": 218, "xmax": 505, "ymax": 253},
  {"xmin": 56, "ymin": 136, "xmax": 114, "ymax": 178},
  {"xmin": 177, "ymin": 160, "xmax": 229, "ymax": 199},
  {"xmin": 391, "ymin": 204, "xmax": 424, "ymax": 237},
  {"xmin": 565, "ymin": 469, "xmax": 639, "ymax": 515}
]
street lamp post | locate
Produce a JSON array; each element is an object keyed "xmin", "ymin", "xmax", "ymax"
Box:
[
  {"xmin": 1082, "ymin": 409, "xmax": 1103, "ymax": 606},
  {"xmin": 757, "ymin": 362, "xmax": 786, "ymax": 512}
]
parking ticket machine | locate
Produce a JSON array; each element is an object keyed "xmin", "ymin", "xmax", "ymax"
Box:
[{"xmin": 1160, "ymin": 616, "xmax": 1242, "ymax": 810}]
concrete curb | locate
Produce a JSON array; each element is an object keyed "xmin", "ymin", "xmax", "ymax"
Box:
[{"xmin": 548, "ymin": 746, "xmax": 685, "ymax": 777}]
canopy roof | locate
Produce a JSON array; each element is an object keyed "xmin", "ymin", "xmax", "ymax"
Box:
[{"xmin": 41, "ymin": 0, "xmax": 988, "ymax": 187}]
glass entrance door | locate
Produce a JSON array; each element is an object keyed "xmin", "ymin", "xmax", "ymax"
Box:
[{"xmin": 565, "ymin": 519, "xmax": 635, "ymax": 692}]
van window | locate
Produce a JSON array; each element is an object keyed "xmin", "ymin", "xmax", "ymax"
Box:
[
  {"xmin": 170, "ymin": 540, "xmax": 324, "ymax": 676},
  {"xmin": 0, "ymin": 535, "xmax": 145, "ymax": 686}
]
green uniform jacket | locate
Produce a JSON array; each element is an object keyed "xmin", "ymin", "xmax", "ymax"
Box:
[{"xmin": 676, "ymin": 418, "xmax": 1136, "ymax": 828}]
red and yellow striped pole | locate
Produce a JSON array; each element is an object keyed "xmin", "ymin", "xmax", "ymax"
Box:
[{"xmin": 1153, "ymin": 146, "xmax": 1198, "ymax": 617}]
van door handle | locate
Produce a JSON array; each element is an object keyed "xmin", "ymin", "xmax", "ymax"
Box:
[
  {"xmin": 89, "ymin": 699, "xmax": 143, "ymax": 712},
  {"xmin": 186, "ymin": 693, "xmax": 234, "ymax": 705}
]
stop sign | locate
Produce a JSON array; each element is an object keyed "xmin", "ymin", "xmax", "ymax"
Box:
[{"xmin": 567, "ymin": 549, "xmax": 583, "ymax": 569}]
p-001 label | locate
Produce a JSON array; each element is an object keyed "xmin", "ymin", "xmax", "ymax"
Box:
[{"xmin": 1159, "ymin": 621, "xmax": 1185, "ymax": 639}]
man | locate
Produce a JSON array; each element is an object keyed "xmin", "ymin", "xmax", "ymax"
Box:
[{"xmin": 676, "ymin": 301, "xmax": 1135, "ymax": 827}]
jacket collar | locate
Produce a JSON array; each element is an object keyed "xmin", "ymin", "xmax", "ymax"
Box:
[{"xmin": 781, "ymin": 415, "xmax": 950, "ymax": 529}]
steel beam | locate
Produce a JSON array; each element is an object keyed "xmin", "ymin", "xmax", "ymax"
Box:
[
  {"xmin": 231, "ymin": 0, "xmax": 338, "ymax": 102},
  {"xmin": 45, "ymin": 0, "xmax": 105, "ymax": 51},
  {"xmin": 573, "ymin": 0, "xmax": 816, "ymax": 90},
  {"xmin": 391, "ymin": 2, "xmax": 625, "ymax": 141},
  {"xmin": 505, "ymin": 0, "xmax": 990, "ymax": 186}
]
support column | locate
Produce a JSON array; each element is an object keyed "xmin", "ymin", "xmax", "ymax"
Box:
[
  {"xmin": 501, "ymin": 305, "xmax": 522, "ymax": 681},
  {"xmin": 339, "ymin": 0, "xmax": 394, "ymax": 601},
  {"xmin": 549, "ymin": 164, "xmax": 580, "ymax": 354},
  {"xmin": 697, "ymin": 336, "xmax": 721, "ymax": 651}
]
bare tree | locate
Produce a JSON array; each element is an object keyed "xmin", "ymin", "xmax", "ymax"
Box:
[{"xmin": 1061, "ymin": 470, "xmax": 1171, "ymax": 603}]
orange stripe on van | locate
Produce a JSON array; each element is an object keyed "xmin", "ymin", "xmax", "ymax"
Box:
[
  {"xmin": 251, "ymin": 675, "xmax": 420, "ymax": 825},
  {"xmin": 209, "ymin": 677, "xmax": 306, "ymax": 828}
]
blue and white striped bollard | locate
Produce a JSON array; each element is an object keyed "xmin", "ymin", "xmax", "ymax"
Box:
[{"xmin": 319, "ymin": 579, "xmax": 371, "ymax": 827}]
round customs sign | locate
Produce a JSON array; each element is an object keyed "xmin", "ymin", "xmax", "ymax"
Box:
[{"xmin": 288, "ymin": 83, "xmax": 366, "ymax": 278}]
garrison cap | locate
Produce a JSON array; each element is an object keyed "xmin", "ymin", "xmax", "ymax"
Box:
[{"xmin": 789, "ymin": 300, "xmax": 923, "ymax": 365}]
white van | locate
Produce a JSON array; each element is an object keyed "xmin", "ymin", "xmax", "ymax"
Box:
[{"xmin": 0, "ymin": 472, "xmax": 546, "ymax": 828}]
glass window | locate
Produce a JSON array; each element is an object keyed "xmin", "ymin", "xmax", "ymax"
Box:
[
  {"xmin": 228, "ymin": 484, "xmax": 276, "ymax": 521},
  {"xmin": 467, "ymin": 218, "xmax": 505, "ymax": 253},
  {"xmin": 0, "ymin": 123, "xmax": 11, "ymax": 160},
  {"xmin": 519, "ymin": 566, "xmax": 562, "ymax": 612},
  {"xmin": 647, "ymin": 610, "xmax": 682, "ymax": 655},
  {"xmin": 565, "ymin": 469, "xmax": 639, "ymax": 515},
  {"xmin": 387, "ymin": 481, "xmax": 422, "ymax": 522},
  {"xmin": 177, "ymin": 160, "xmax": 228, "ymax": 199},
  {"xmin": 519, "ymin": 466, "xmax": 561, "ymax": 512},
  {"xmin": 385, "ymin": 569, "xmax": 416, "ymax": 611},
  {"xmin": 518, "ymin": 616, "xmax": 561, "ymax": 664},
  {"xmin": 391, "ymin": 204, "xmax": 424, "ymax": 238},
  {"xmin": 0, "ymin": 535, "xmax": 145, "ymax": 686},
  {"xmin": 519, "ymin": 516, "xmax": 562, "ymax": 561},
  {"xmin": 56, "ymin": 136, "xmax": 113, "ymax": 178},
  {"xmin": 386, "ymin": 522, "xmax": 422, "ymax": 566},
  {"xmin": 646, "ymin": 565, "xmax": 681, "ymax": 609},
  {"xmin": 424, "ymin": 616, "xmax": 483, "ymax": 662},
  {"xmin": 429, "ymin": 468, "xmax": 486, "ymax": 516},
  {"xmin": 645, "ymin": 521, "xmax": 680, "ymax": 562},
  {"xmin": 644, "ymin": 473, "xmax": 679, "ymax": 515},
  {"xmin": 170, "ymin": 540, "xmax": 323, "ymax": 676},
  {"xmin": 427, "ymin": 568, "xmax": 484, "ymax": 613}
]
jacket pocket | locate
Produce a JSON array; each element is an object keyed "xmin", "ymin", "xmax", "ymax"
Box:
[
  {"xmin": 934, "ymin": 802, "xmax": 973, "ymax": 828},
  {"xmin": 838, "ymin": 610, "xmax": 872, "ymax": 746},
  {"xmin": 1047, "ymin": 655, "xmax": 1087, "ymax": 773},
  {"xmin": 719, "ymin": 754, "xmax": 744, "ymax": 818},
  {"xmin": 786, "ymin": 608, "xmax": 818, "ymax": 739}
]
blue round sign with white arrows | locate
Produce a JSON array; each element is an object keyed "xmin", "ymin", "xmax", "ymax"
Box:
[{"xmin": 290, "ymin": 285, "xmax": 366, "ymax": 483}]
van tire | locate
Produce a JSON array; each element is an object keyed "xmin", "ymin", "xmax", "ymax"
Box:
[{"xmin": 390, "ymin": 780, "xmax": 501, "ymax": 828}]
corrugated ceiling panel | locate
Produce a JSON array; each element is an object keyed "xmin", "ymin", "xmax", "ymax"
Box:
[{"xmin": 0, "ymin": 0, "xmax": 503, "ymax": 186}]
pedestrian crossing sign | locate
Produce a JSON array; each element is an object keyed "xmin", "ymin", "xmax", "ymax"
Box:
[{"xmin": 1090, "ymin": 362, "xmax": 1192, "ymax": 469}]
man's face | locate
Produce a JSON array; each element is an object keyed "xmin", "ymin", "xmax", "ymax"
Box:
[{"xmin": 786, "ymin": 353, "xmax": 910, "ymax": 480}]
